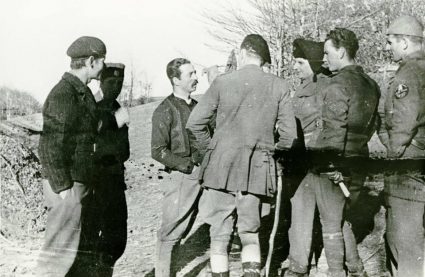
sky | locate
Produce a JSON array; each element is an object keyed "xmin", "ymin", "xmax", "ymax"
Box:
[{"xmin": 0, "ymin": 0, "xmax": 248, "ymax": 103}]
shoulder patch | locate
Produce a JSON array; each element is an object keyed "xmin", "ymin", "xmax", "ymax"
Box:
[{"xmin": 394, "ymin": 84, "xmax": 408, "ymax": 99}]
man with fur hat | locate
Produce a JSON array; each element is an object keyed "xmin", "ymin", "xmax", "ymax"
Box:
[
  {"xmin": 380, "ymin": 15, "xmax": 425, "ymax": 277},
  {"xmin": 93, "ymin": 63, "xmax": 129, "ymax": 276},
  {"xmin": 187, "ymin": 34, "xmax": 298, "ymax": 277},
  {"xmin": 284, "ymin": 38, "xmax": 330, "ymax": 277},
  {"xmin": 38, "ymin": 36, "xmax": 106, "ymax": 276}
]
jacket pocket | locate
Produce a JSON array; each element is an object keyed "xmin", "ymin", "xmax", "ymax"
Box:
[{"xmin": 251, "ymin": 148, "xmax": 277, "ymax": 196}]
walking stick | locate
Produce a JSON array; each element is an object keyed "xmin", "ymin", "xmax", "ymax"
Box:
[{"xmin": 265, "ymin": 175, "xmax": 283, "ymax": 277}]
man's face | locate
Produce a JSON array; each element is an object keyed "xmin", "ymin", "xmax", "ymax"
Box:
[
  {"xmin": 293, "ymin": 58, "xmax": 313, "ymax": 80},
  {"xmin": 101, "ymin": 77, "xmax": 123, "ymax": 101},
  {"xmin": 91, "ymin": 57, "xmax": 105, "ymax": 80},
  {"xmin": 323, "ymin": 40, "xmax": 341, "ymax": 71},
  {"xmin": 386, "ymin": 35, "xmax": 404, "ymax": 62},
  {"xmin": 175, "ymin": 63, "xmax": 198, "ymax": 93}
]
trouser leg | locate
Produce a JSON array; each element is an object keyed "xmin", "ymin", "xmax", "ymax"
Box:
[
  {"xmin": 343, "ymin": 173, "xmax": 367, "ymax": 276},
  {"xmin": 237, "ymin": 192, "xmax": 262, "ymax": 277},
  {"xmin": 316, "ymin": 174, "xmax": 346, "ymax": 277},
  {"xmin": 386, "ymin": 195, "xmax": 424, "ymax": 277},
  {"xmin": 155, "ymin": 168, "xmax": 202, "ymax": 277},
  {"xmin": 287, "ymin": 173, "xmax": 317, "ymax": 274},
  {"xmin": 95, "ymin": 181, "xmax": 128, "ymax": 277},
  {"xmin": 199, "ymin": 188, "xmax": 235, "ymax": 275},
  {"xmin": 37, "ymin": 180, "xmax": 92, "ymax": 277}
]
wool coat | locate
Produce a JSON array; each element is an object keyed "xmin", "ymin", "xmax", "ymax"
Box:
[{"xmin": 186, "ymin": 65, "xmax": 297, "ymax": 197}]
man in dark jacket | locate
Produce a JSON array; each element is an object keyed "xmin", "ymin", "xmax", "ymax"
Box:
[
  {"xmin": 151, "ymin": 58, "xmax": 206, "ymax": 277},
  {"xmin": 93, "ymin": 63, "xmax": 129, "ymax": 276},
  {"xmin": 186, "ymin": 34, "xmax": 298, "ymax": 277},
  {"xmin": 294, "ymin": 28, "xmax": 379, "ymax": 277},
  {"xmin": 380, "ymin": 15, "xmax": 425, "ymax": 277},
  {"xmin": 38, "ymin": 36, "xmax": 107, "ymax": 276}
]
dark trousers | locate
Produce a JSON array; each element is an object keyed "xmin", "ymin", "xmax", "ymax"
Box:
[
  {"xmin": 37, "ymin": 180, "xmax": 97, "ymax": 277},
  {"xmin": 93, "ymin": 175, "xmax": 128, "ymax": 276},
  {"xmin": 155, "ymin": 167, "xmax": 202, "ymax": 277},
  {"xmin": 385, "ymin": 174, "xmax": 425, "ymax": 277}
]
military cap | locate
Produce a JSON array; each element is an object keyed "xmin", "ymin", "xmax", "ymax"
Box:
[
  {"xmin": 240, "ymin": 34, "xmax": 272, "ymax": 64},
  {"xmin": 101, "ymin": 63, "xmax": 125, "ymax": 81},
  {"xmin": 67, "ymin": 36, "xmax": 107, "ymax": 59},
  {"xmin": 293, "ymin": 38, "xmax": 325, "ymax": 74},
  {"xmin": 387, "ymin": 15, "xmax": 424, "ymax": 38}
]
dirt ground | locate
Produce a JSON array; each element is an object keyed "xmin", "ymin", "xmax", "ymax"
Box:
[{"xmin": 1, "ymin": 101, "xmax": 390, "ymax": 277}]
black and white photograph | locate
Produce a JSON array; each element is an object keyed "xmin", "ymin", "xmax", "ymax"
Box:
[{"xmin": 1, "ymin": 0, "xmax": 424, "ymax": 276}]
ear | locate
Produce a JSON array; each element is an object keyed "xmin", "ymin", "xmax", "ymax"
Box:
[
  {"xmin": 401, "ymin": 37, "xmax": 409, "ymax": 50},
  {"xmin": 338, "ymin": 47, "xmax": 346, "ymax": 59},
  {"xmin": 172, "ymin": 76, "xmax": 180, "ymax": 86},
  {"xmin": 86, "ymin": 56, "xmax": 95, "ymax": 67}
]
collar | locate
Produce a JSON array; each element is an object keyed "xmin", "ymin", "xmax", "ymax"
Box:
[
  {"xmin": 332, "ymin": 64, "xmax": 364, "ymax": 76},
  {"xmin": 400, "ymin": 50, "xmax": 425, "ymax": 66},
  {"xmin": 173, "ymin": 93, "xmax": 192, "ymax": 105},
  {"xmin": 62, "ymin": 72, "xmax": 91, "ymax": 96},
  {"xmin": 62, "ymin": 72, "xmax": 97, "ymax": 118}
]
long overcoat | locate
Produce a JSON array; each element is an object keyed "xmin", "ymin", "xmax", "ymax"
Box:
[{"xmin": 186, "ymin": 65, "xmax": 297, "ymax": 197}]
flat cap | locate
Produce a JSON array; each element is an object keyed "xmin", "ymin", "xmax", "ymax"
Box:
[
  {"xmin": 293, "ymin": 38, "xmax": 324, "ymax": 74},
  {"xmin": 67, "ymin": 36, "xmax": 107, "ymax": 59},
  {"xmin": 387, "ymin": 15, "xmax": 424, "ymax": 38},
  {"xmin": 101, "ymin": 63, "xmax": 125, "ymax": 81},
  {"xmin": 241, "ymin": 34, "xmax": 271, "ymax": 64}
]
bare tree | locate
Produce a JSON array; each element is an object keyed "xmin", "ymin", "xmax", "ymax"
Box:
[{"xmin": 202, "ymin": 0, "xmax": 425, "ymax": 77}]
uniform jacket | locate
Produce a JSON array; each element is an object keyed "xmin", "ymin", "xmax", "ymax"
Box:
[
  {"xmin": 94, "ymin": 99, "xmax": 130, "ymax": 189},
  {"xmin": 151, "ymin": 94, "xmax": 200, "ymax": 174},
  {"xmin": 315, "ymin": 65, "xmax": 380, "ymax": 157},
  {"xmin": 381, "ymin": 51, "xmax": 425, "ymax": 159},
  {"xmin": 292, "ymin": 74, "xmax": 328, "ymax": 148},
  {"xmin": 39, "ymin": 72, "xmax": 98, "ymax": 193},
  {"xmin": 186, "ymin": 64, "xmax": 298, "ymax": 197}
]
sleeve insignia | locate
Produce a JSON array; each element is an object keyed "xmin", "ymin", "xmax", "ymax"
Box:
[{"xmin": 394, "ymin": 84, "xmax": 408, "ymax": 99}]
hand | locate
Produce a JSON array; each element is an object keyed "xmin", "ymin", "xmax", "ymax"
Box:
[
  {"xmin": 327, "ymin": 171, "xmax": 344, "ymax": 184},
  {"xmin": 178, "ymin": 160, "xmax": 195, "ymax": 174},
  {"xmin": 115, "ymin": 107, "xmax": 130, "ymax": 128}
]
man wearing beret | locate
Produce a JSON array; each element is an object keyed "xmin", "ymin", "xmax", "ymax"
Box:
[
  {"xmin": 38, "ymin": 36, "xmax": 107, "ymax": 276},
  {"xmin": 284, "ymin": 38, "xmax": 330, "ymax": 276},
  {"xmin": 92, "ymin": 63, "xmax": 129, "ymax": 276},
  {"xmin": 186, "ymin": 34, "xmax": 298, "ymax": 277},
  {"xmin": 380, "ymin": 15, "xmax": 425, "ymax": 277}
]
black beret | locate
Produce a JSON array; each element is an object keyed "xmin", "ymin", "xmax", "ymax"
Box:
[
  {"xmin": 293, "ymin": 38, "xmax": 324, "ymax": 74},
  {"xmin": 241, "ymin": 34, "xmax": 271, "ymax": 64},
  {"xmin": 67, "ymin": 36, "xmax": 106, "ymax": 59},
  {"xmin": 101, "ymin": 63, "xmax": 125, "ymax": 81}
]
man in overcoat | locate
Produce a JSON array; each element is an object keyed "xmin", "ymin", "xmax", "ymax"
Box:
[
  {"xmin": 186, "ymin": 34, "xmax": 298, "ymax": 277},
  {"xmin": 38, "ymin": 36, "xmax": 106, "ymax": 276},
  {"xmin": 380, "ymin": 15, "xmax": 425, "ymax": 277}
]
